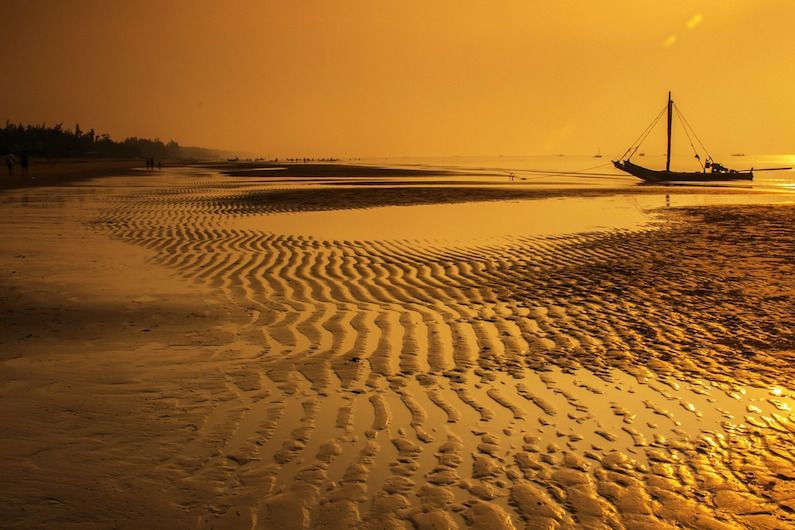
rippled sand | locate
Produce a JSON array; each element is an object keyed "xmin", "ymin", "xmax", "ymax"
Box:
[{"xmin": 0, "ymin": 168, "xmax": 793, "ymax": 529}]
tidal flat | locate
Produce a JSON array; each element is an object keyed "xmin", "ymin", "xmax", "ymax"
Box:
[{"xmin": 0, "ymin": 164, "xmax": 793, "ymax": 529}]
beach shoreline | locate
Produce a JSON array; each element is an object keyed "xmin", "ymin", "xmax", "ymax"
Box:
[
  {"xmin": 0, "ymin": 158, "xmax": 150, "ymax": 189},
  {"xmin": 0, "ymin": 167, "xmax": 792, "ymax": 529}
]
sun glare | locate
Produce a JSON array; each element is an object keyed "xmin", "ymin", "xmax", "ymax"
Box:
[{"xmin": 686, "ymin": 13, "xmax": 703, "ymax": 30}]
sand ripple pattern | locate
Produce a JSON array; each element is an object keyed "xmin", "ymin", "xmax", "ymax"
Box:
[{"xmin": 93, "ymin": 177, "xmax": 795, "ymax": 530}]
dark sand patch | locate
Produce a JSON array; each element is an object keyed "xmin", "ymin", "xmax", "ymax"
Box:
[
  {"xmin": 0, "ymin": 158, "xmax": 144, "ymax": 189},
  {"xmin": 212, "ymin": 184, "xmax": 778, "ymax": 216}
]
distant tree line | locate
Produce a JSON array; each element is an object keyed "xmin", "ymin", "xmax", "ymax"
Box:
[{"xmin": 1, "ymin": 121, "xmax": 218, "ymax": 159}]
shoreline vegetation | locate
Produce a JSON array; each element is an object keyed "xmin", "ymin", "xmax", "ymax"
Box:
[
  {"xmin": 0, "ymin": 121, "xmax": 221, "ymax": 160},
  {"xmin": 0, "ymin": 119, "xmax": 465, "ymax": 188}
]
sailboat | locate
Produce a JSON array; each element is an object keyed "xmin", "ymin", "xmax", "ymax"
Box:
[{"xmin": 613, "ymin": 92, "xmax": 753, "ymax": 183}]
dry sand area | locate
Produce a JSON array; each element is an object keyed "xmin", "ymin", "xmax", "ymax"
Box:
[{"xmin": 0, "ymin": 165, "xmax": 793, "ymax": 529}]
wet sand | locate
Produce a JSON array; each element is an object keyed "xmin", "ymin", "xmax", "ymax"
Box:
[
  {"xmin": 0, "ymin": 167, "xmax": 793, "ymax": 529},
  {"xmin": 0, "ymin": 158, "xmax": 144, "ymax": 189}
]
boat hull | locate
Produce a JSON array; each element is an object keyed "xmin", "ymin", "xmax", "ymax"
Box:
[{"xmin": 613, "ymin": 160, "xmax": 753, "ymax": 183}]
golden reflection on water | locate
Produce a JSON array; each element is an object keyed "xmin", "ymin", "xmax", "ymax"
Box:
[
  {"xmin": 232, "ymin": 196, "xmax": 652, "ymax": 243},
  {"xmin": 230, "ymin": 188, "xmax": 793, "ymax": 243}
]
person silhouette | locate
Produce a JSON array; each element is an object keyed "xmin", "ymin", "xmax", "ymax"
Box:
[
  {"xmin": 20, "ymin": 151, "xmax": 28, "ymax": 176},
  {"xmin": 5, "ymin": 153, "xmax": 16, "ymax": 176}
]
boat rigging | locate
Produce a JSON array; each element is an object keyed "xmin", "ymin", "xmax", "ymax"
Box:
[{"xmin": 612, "ymin": 92, "xmax": 789, "ymax": 183}]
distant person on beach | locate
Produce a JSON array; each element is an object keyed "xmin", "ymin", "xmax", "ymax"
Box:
[
  {"xmin": 20, "ymin": 152, "xmax": 28, "ymax": 176},
  {"xmin": 5, "ymin": 153, "xmax": 16, "ymax": 176}
]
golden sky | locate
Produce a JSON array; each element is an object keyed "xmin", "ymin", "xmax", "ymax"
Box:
[{"xmin": 1, "ymin": 1, "xmax": 793, "ymax": 157}]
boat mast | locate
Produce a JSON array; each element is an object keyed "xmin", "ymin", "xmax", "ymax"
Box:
[{"xmin": 666, "ymin": 91, "xmax": 673, "ymax": 172}]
